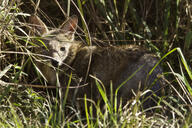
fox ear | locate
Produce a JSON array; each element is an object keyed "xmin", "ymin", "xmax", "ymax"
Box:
[
  {"xmin": 29, "ymin": 15, "xmax": 49, "ymax": 35},
  {"xmin": 60, "ymin": 15, "xmax": 78, "ymax": 33}
]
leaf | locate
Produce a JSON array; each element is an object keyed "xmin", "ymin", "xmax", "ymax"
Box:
[{"xmin": 0, "ymin": 64, "xmax": 12, "ymax": 79}]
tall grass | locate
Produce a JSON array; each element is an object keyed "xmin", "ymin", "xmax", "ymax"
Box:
[{"xmin": 0, "ymin": 0, "xmax": 191, "ymax": 127}]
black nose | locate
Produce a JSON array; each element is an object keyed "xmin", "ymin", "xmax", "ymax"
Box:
[{"xmin": 51, "ymin": 59, "xmax": 59, "ymax": 67}]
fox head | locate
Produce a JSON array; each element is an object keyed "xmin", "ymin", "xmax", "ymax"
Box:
[{"xmin": 29, "ymin": 15, "xmax": 80, "ymax": 67}]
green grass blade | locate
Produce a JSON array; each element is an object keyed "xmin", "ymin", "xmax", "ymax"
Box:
[
  {"xmin": 149, "ymin": 47, "xmax": 178, "ymax": 75},
  {"xmin": 67, "ymin": 0, "xmax": 71, "ymax": 16},
  {"xmin": 77, "ymin": 0, "xmax": 91, "ymax": 45},
  {"xmin": 115, "ymin": 64, "xmax": 145, "ymax": 113},
  {"xmin": 63, "ymin": 72, "xmax": 72, "ymax": 108},
  {"xmin": 84, "ymin": 94, "xmax": 90, "ymax": 128},
  {"xmin": 95, "ymin": 80, "xmax": 111, "ymax": 113},
  {"xmin": 177, "ymin": 48, "xmax": 192, "ymax": 80},
  {"xmin": 9, "ymin": 101, "xmax": 23, "ymax": 128},
  {"xmin": 0, "ymin": 64, "xmax": 12, "ymax": 79},
  {"xmin": 184, "ymin": 31, "xmax": 192, "ymax": 51}
]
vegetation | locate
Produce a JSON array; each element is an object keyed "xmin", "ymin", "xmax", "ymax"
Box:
[{"xmin": 0, "ymin": 0, "xmax": 192, "ymax": 127}]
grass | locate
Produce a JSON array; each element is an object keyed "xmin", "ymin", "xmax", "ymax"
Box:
[{"xmin": 0, "ymin": 0, "xmax": 192, "ymax": 127}]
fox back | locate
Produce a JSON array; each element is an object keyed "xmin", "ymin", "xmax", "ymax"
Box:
[{"xmin": 29, "ymin": 15, "xmax": 163, "ymax": 106}]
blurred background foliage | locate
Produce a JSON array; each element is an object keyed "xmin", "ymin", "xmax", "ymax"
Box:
[{"xmin": 19, "ymin": 0, "xmax": 192, "ymax": 65}]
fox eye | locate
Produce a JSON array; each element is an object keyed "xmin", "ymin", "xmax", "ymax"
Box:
[{"xmin": 60, "ymin": 47, "xmax": 66, "ymax": 51}]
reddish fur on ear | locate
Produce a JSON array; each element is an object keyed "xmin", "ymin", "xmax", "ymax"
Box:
[
  {"xmin": 60, "ymin": 15, "xmax": 78, "ymax": 33},
  {"xmin": 29, "ymin": 15, "xmax": 48, "ymax": 35}
]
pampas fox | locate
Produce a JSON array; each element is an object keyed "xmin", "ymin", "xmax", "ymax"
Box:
[{"xmin": 29, "ymin": 15, "xmax": 163, "ymax": 107}]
